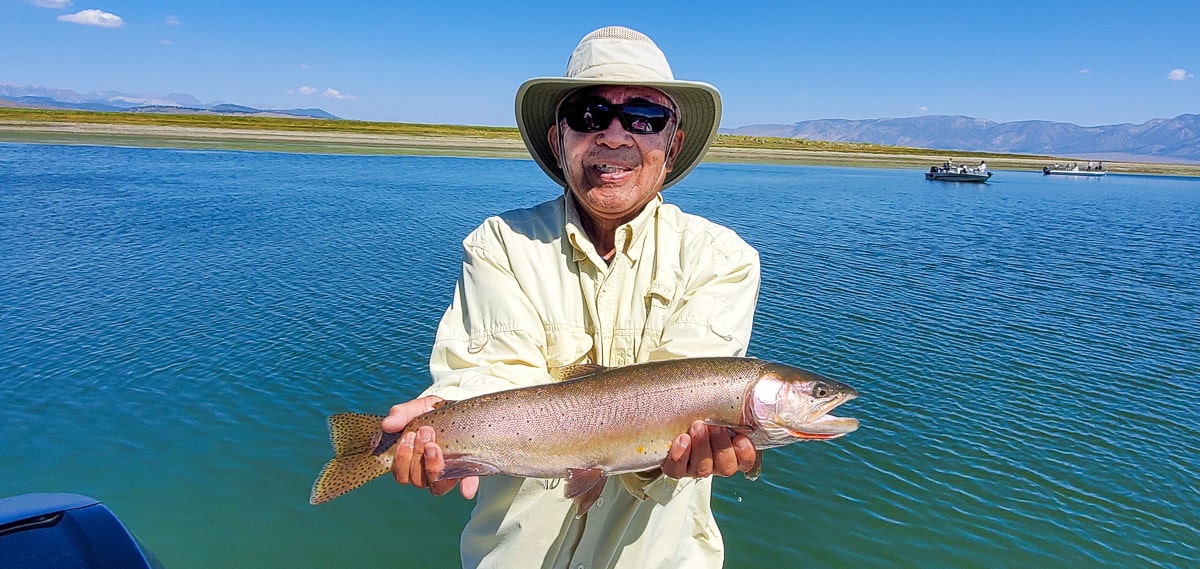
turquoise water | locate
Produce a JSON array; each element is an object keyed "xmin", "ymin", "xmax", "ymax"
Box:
[{"xmin": 1, "ymin": 143, "xmax": 1197, "ymax": 568}]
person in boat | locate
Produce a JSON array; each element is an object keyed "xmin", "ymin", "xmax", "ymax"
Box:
[
  {"xmin": 382, "ymin": 26, "xmax": 760, "ymax": 568},
  {"xmin": 978, "ymin": 160, "xmax": 987, "ymax": 173}
]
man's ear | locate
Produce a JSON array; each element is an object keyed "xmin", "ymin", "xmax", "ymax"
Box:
[
  {"xmin": 665, "ymin": 128, "xmax": 685, "ymax": 172},
  {"xmin": 547, "ymin": 124, "xmax": 562, "ymax": 167}
]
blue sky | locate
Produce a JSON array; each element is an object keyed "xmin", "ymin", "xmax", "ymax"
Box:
[{"xmin": 3, "ymin": 0, "xmax": 1197, "ymax": 128}]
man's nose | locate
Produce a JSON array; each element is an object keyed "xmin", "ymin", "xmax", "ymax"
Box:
[{"xmin": 595, "ymin": 119, "xmax": 633, "ymax": 147}]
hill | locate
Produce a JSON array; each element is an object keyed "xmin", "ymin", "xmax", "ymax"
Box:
[
  {"xmin": 0, "ymin": 83, "xmax": 337, "ymax": 120},
  {"xmin": 722, "ymin": 114, "xmax": 1200, "ymax": 164}
]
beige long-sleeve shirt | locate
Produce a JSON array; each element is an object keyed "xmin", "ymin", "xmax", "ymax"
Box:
[{"xmin": 424, "ymin": 192, "xmax": 760, "ymax": 569}]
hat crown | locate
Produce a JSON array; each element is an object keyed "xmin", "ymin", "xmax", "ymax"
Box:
[{"xmin": 566, "ymin": 27, "xmax": 674, "ymax": 82}]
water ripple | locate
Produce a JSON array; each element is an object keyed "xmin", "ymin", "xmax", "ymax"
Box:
[{"xmin": 3, "ymin": 152, "xmax": 1198, "ymax": 568}]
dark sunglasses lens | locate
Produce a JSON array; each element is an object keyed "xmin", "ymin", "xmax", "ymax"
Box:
[
  {"xmin": 618, "ymin": 104, "xmax": 671, "ymax": 134},
  {"xmin": 561, "ymin": 101, "xmax": 673, "ymax": 134},
  {"xmin": 563, "ymin": 102, "xmax": 614, "ymax": 133}
]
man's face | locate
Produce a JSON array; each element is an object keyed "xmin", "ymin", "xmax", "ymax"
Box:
[{"xmin": 548, "ymin": 85, "xmax": 685, "ymax": 226}]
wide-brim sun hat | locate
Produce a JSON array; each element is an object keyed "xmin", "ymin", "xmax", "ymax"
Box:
[{"xmin": 515, "ymin": 26, "xmax": 722, "ymax": 191}]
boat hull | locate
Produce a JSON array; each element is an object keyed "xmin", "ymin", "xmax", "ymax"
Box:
[
  {"xmin": 1043, "ymin": 169, "xmax": 1106, "ymax": 177},
  {"xmin": 925, "ymin": 171, "xmax": 991, "ymax": 183}
]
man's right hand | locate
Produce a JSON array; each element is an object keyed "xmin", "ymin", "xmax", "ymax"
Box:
[{"xmin": 382, "ymin": 396, "xmax": 479, "ymax": 499}]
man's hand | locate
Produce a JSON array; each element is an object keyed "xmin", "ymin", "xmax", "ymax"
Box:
[
  {"xmin": 382, "ymin": 396, "xmax": 479, "ymax": 499},
  {"xmin": 662, "ymin": 420, "xmax": 757, "ymax": 479}
]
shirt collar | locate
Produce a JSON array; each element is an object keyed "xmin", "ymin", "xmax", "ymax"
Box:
[{"xmin": 564, "ymin": 192, "xmax": 662, "ymax": 265}]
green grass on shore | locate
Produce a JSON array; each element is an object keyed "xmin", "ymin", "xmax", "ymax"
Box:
[
  {"xmin": 0, "ymin": 107, "xmax": 1016, "ymax": 156},
  {"xmin": 3, "ymin": 107, "xmax": 1197, "ymax": 176},
  {"xmin": 0, "ymin": 107, "xmax": 516, "ymax": 138}
]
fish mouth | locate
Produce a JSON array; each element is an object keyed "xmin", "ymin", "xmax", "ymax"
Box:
[
  {"xmin": 786, "ymin": 414, "xmax": 860, "ymax": 440},
  {"xmin": 788, "ymin": 391, "xmax": 859, "ymax": 439}
]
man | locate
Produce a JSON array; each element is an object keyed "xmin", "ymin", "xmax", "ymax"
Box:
[{"xmin": 383, "ymin": 26, "xmax": 761, "ymax": 568}]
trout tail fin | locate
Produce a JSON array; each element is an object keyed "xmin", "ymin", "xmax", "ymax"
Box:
[{"xmin": 310, "ymin": 413, "xmax": 394, "ymax": 505}]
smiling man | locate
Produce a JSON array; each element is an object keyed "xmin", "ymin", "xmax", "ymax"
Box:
[{"xmin": 382, "ymin": 26, "xmax": 762, "ymax": 568}]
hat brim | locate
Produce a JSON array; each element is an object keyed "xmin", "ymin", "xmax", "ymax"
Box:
[{"xmin": 515, "ymin": 77, "xmax": 722, "ymax": 190}]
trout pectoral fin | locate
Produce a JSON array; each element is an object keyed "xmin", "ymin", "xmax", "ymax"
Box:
[
  {"xmin": 440, "ymin": 458, "xmax": 501, "ymax": 480},
  {"xmin": 565, "ymin": 467, "xmax": 607, "ymax": 518}
]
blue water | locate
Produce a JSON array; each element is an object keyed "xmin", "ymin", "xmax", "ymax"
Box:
[{"xmin": 1, "ymin": 143, "xmax": 1197, "ymax": 568}]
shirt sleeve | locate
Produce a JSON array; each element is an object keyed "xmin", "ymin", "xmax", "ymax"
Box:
[{"xmin": 423, "ymin": 221, "xmax": 553, "ymax": 401}]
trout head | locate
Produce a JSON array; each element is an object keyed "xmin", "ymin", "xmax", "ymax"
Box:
[{"xmin": 746, "ymin": 363, "xmax": 859, "ymax": 448}]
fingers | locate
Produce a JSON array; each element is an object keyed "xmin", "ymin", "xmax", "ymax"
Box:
[
  {"xmin": 382, "ymin": 396, "xmax": 443, "ymax": 432},
  {"xmin": 662, "ymin": 422, "xmax": 753, "ymax": 479},
  {"xmin": 706, "ymin": 425, "xmax": 738, "ymax": 477},
  {"xmin": 687, "ymin": 421, "xmax": 714, "ymax": 478},
  {"xmin": 733, "ymin": 434, "xmax": 757, "ymax": 474},
  {"xmin": 409, "ymin": 427, "xmax": 437, "ymax": 487},
  {"xmin": 459, "ymin": 476, "xmax": 480, "ymax": 500},
  {"xmin": 662, "ymin": 432, "xmax": 691, "ymax": 479},
  {"xmin": 393, "ymin": 426, "xmax": 439, "ymax": 488},
  {"xmin": 392, "ymin": 431, "xmax": 417, "ymax": 485}
]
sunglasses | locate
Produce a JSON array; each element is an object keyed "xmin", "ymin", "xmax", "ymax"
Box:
[{"xmin": 558, "ymin": 98, "xmax": 675, "ymax": 134}]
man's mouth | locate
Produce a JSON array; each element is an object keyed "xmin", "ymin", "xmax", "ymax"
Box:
[{"xmin": 593, "ymin": 163, "xmax": 633, "ymax": 174}]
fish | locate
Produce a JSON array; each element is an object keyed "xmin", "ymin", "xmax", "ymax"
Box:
[{"xmin": 309, "ymin": 356, "xmax": 859, "ymax": 514}]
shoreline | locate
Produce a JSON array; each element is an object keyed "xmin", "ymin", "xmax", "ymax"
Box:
[{"xmin": 3, "ymin": 120, "xmax": 1198, "ymax": 177}]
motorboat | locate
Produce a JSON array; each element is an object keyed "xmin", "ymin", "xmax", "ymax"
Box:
[
  {"xmin": 1043, "ymin": 162, "xmax": 1107, "ymax": 176},
  {"xmin": 925, "ymin": 162, "xmax": 992, "ymax": 183}
]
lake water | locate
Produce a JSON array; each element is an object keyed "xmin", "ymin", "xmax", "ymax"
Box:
[{"xmin": 1, "ymin": 142, "xmax": 1197, "ymax": 568}]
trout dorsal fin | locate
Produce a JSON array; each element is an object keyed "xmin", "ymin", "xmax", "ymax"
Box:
[
  {"xmin": 328, "ymin": 413, "xmax": 386, "ymax": 456},
  {"xmin": 551, "ymin": 363, "xmax": 608, "ymax": 382}
]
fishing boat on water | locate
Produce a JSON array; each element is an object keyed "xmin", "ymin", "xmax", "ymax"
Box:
[
  {"xmin": 925, "ymin": 161, "xmax": 992, "ymax": 183},
  {"xmin": 1043, "ymin": 162, "xmax": 1107, "ymax": 176}
]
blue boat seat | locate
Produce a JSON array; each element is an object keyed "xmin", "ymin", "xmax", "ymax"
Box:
[{"xmin": 0, "ymin": 493, "xmax": 161, "ymax": 569}]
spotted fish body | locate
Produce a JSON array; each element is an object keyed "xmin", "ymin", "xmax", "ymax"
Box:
[{"xmin": 310, "ymin": 357, "xmax": 859, "ymax": 513}]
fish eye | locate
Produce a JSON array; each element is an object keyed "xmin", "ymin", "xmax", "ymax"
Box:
[{"xmin": 813, "ymin": 382, "xmax": 830, "ymax": 398}]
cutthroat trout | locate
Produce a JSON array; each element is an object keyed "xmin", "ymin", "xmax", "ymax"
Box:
[{"xmin": 310, "ymin": 357, "xmax": 858, "ymax": 514}]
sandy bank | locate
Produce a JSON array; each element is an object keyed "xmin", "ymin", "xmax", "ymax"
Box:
[{"xmin": 2, "ymin": 120, "xmax": 1197, "ymax": 177}]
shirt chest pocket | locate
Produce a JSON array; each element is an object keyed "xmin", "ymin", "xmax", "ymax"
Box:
[{"xmin": 641, "ymin": 279, "xmax": 677, "ymax": 346}]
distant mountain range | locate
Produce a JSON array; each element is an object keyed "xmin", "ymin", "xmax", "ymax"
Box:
[
  {"xmin": 721, "ymin": 114, "xmax": 1200, "ymax": 163},
  {"xmin": 0, "ymin": 83, "xmax": 338, "ymax": 120}
]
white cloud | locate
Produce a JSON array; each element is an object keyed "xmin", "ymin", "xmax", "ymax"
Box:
[
  {"xmin": 58, "ymin": 9, "xmax": 124, "ymax": 27},
  {"xmin": 299, "ymin": 63, "xmax": 310, "ymax": 70},
  {"xmin": 1167, "ymin": 68, "xmax": 1193, "ymax": 81},
  {"xmin": 289, "ymin": 86, "xmax": 357, "ymax": 100},
  {"xmin": 27, "ymin": 0, "xmax": 73, "ymax": 8},
  {"xmin": 322, "ymin": 88, "xmax": 356, "ymax": 100},
  {"xmin": 160, "ymin": 39, "xmax": 173, "ymax": 46},
  {"xmin": 918, "ymin": 106, "xmax": 928, "ymax": 113},
  {"xmin": 1077, "ymin": 69, "xmax": 1091, "ymax": 74},
  {"xmin": 165, "ymin": 15, "xmax": 181, "ymax": 26}
]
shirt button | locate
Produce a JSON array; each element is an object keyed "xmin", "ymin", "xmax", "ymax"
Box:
[{"xmin": 595, "ymin": 497, "xmax": 605, "ymax": 509}]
